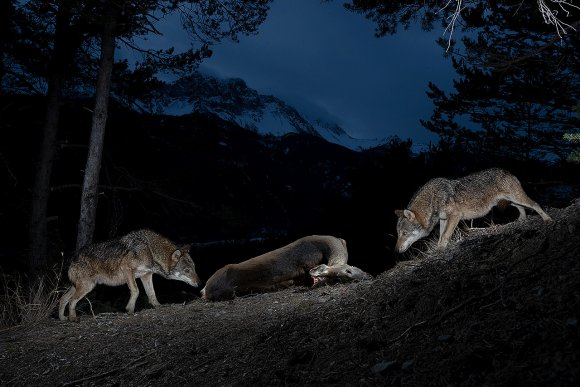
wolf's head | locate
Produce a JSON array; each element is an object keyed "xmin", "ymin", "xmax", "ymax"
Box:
[
  {"xmin": 309, "ymin": 263, "xmax": 372, "ymax": 286},
  {"xmin": 167, "ymin": 245, "xmax": 201, "ymax": 287},
  {"xmin": 394, "ymin": 209, "xmax": 430, "ymax": 253}
]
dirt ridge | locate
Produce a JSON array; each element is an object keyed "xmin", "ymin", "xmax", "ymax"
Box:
[{"xmin": 1, "ymin": 200, "xmax": 579, "ymax": 386}]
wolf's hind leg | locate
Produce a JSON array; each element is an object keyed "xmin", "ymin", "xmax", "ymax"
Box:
[
  {"xmin": 59, "ymin": 286, "xmax": 75, "ymax": 321},
  {"xmin": 507, "ymin": 191, "xmax": 552, "ymax": 222},
  {"xmin": 512, "ymin": 204, "xmax": 527, "ymax": 221},
  {"xmin": 67, "ymin": 281, "xmax": 96, "ymax": 322},
  {"xmin": 141, "ymin": 273, "xmax": 161, "ymax": 307},
  {"xmin": 125, "ymin": 271, "xmax": 140, "ymax": 314}
]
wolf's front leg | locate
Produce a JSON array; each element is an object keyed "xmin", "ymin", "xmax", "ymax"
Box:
[
  {"xmin": 125, "ymin": 271, "xmax": 140, "ymax": 314},
  {"xmin": 439, "ymin": 218, "xmax": 448, "ymax": 244},
  {"xmin": 438, "ymin": 214, "xmax": 461, "ymax": 249},
  {"xmin": 141, "ymin": 272, "xmax": 161, "ymax": 307}
]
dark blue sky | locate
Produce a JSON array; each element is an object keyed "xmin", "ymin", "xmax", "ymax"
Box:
[
  {"xmin": 130, "ymin": 0, "xmax": 457, "ymax": 145},
  {"xmin": 199, "ymin": 0, "xmax": 455, "ymax": 145}
]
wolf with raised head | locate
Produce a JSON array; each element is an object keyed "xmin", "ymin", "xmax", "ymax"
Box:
[
  {"xmin": 395, "ymin": 168, "xmax": 552, "ymax": 253},
  {"xmin": 59, "ymin": 229, "xmax": 200, "ymax": 322},
  {"xmin": 200, "ymin": 235, "xmax": 371, "ymax": 301}
]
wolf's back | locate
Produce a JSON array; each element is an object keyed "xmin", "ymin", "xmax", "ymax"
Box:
[
  {"xmin": 68, "ymin": 238, "xmax": 131, "ymax": 282},
  {"xmin": 120, "ymin": 229, "xmax": 176, "ymax": 262},
  {"xmin": 453, "ymin": 168, "xmax": 521, "ymax": 204}
]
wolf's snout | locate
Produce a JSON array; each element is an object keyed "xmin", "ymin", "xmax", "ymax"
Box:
[
  {"xmin": 394, "ymin": 241, "xmax": 406, "ymax": 254},
  {"xmin": 188, "ymin": 277, "xmax": 201, "ymax": 288}
]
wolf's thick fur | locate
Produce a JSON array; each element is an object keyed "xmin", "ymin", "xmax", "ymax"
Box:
[
  {"xmin": 200, "ymin": 235, "xmax": 371, "ymax": 301},
  {"xmin": 395, "ymin": 168, "xmax": 552, "ymax": 253},
  {"xmin": 59, "ymin": 229, "xmax": 200, "ymax": 321}
]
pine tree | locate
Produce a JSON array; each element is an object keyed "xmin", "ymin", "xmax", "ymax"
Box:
[
  {"xmin": 75, "ymin": 0, "xmax": 271, "ymax": 249},
  {"xmin": 6, "ymin": 0, "xmax": 271, "ymax": 270},
  {"xmin": 345, "ymin": 0, "xmax": 579, "ymax": 161},
  {"xmin": 421, "ymin": 2, "xmax": 579, "ymax": 161}
]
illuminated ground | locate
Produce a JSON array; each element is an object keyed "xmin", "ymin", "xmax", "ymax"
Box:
[{"xmin": 2, "ymin": 200, "xmax": 579, "ymax": 386}]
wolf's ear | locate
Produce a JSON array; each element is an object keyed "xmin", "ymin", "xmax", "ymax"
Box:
[
  {"xmin": 403, "ymin": 209, "xmax": 416, "ymax": 222},
  {"xmin": 170, "ymin": 249, "xmax": 181, "ymax": 267},
  {"xmin": 395, "ymin": 209, "xmax": 415, "ymax": 221},
  {"xmin": 180, "ymin": 244, "xmax": 191, "ymax": 254}
]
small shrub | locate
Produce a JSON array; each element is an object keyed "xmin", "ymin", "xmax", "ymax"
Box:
[
  {"xmin": 563, "ymin": 132, "xmax": 580, "ymax": 164},
  {"xmin": 0, "ymin": 268, "xmax": 64, "ymax": 329}
]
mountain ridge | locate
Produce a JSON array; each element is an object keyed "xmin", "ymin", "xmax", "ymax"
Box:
[{"xmin": 162, "ymin": 72, "xmax": 390, "ymax": 151}]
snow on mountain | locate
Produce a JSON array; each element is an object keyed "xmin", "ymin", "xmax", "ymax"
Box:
[{"xmin": 162, "ymin": 73, "xmax": 388, "ymax": 151}]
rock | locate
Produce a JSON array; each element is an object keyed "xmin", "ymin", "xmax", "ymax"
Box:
[
  {"xmin": 371, "ymin": 360, "xmax": 398, "ymax": 374},
  {"xmin": 437, "ymin": 334, "xmax": 453, "ymax": 342},
  {"xmin": 402, "ymin": 360, "xmax": 414, "ymax": 370}
]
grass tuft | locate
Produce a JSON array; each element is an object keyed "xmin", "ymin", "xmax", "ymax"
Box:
[{"xmin": 0, "ymin": 267, "xmax": 64, "ymax": 329}]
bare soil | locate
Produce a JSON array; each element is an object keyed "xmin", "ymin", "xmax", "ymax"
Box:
[{"xmin": 1, "ymin": 200, "xmax": 579, "ymax": 386}]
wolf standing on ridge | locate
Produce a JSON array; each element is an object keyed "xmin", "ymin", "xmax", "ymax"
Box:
[
  {"xmin": 394, "ymin": 168, "xmax": 552, "ymax": 253},
  {"xmin": 59, "ymin": 229, "xmax": 201, "ymax": 322}
]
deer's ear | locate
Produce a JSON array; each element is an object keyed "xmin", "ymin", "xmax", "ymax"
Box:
[{"xmin": 309, "ymin": 264, "xmax": 329, "ymax": 276}]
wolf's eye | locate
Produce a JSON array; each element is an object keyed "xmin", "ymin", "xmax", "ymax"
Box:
[
  {"xmin": 346, "ymin": 269, "xmax": 352, "ymax": 274},
  {"xmin": 184, "ymin": 268, "xmax": 191, "ymax": 274}
]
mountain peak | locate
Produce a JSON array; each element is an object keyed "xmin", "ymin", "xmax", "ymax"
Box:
[{"xmin": 162, "ymin": 72, "xmax": 388, "ymax": 150}]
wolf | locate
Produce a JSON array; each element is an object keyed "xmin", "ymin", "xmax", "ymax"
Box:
[
  {"xmin": 395, "ymin": 168, "xmax": 552, "ymax": 253},
  {"xmin": 59, "ymin": 229, "xmax": 201, "ymax": 322},
  {"xmin": 200, "ymin": 235, "xmax": 372, "ymax": 301}
]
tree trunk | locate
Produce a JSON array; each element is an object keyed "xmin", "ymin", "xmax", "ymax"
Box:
[
  {"xmin": 0, "ymin": 0, "xmax": 13, "ymax": 91},
  {"xmin": 76, "ymin": 12, "xmax": 117, "ymax": 249},
  {"xmin": 28, "ymin": 5, "xmax": 73, "ymax": 273},
  {"xmin": 28, "ymin": 76, "xmax": 64, "ymax": 272}
]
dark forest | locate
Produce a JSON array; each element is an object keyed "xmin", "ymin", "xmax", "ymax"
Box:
[{"xmin": 1, "ymin": 1, "xmax": 579, "ymax": 385}]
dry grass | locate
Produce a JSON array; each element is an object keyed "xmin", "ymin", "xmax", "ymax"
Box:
[
  {"xmin": 403, "ymin": 221, "xmax": 470, "ymax": 261},
  {"xmin": 0, "ymin": 268, "xmax": 64, "ymax": 329}
]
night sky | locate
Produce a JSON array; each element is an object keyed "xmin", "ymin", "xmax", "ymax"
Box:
[
  {"xmin": 127, "ymin": 0, "xmax": 457, "ymax": 145},
  {"xmin": 200, "ymin": 0, "xmax": 455, "ymax": 145}
]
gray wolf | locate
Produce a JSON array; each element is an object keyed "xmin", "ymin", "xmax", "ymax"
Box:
[
  {"xmin": 200, "ymin": 235, "xmax": 371, "ymax": 301},
  {"xmin": 395, "ymin": 168, "xmax": 552, "ymax": 253},
  {"xmin": 59, "ymin": 229, "xmax": 200, "ymax": 321}
]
